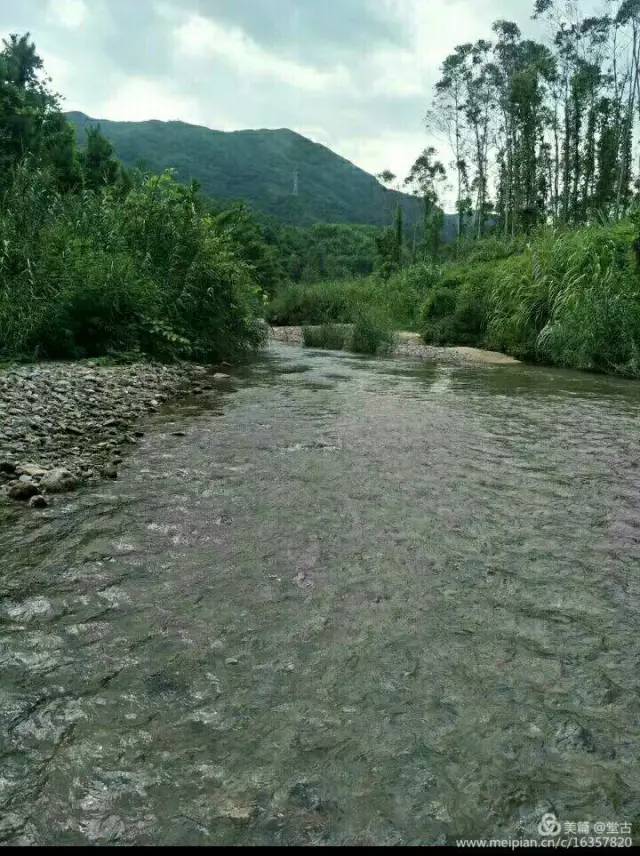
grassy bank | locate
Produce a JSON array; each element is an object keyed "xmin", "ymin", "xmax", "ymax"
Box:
[
  {"xmin": 268, "ymin": 222, "xmax": 640, "ymax": 378},
  {"xmin": 267, "ymin": 261, "xmax": 438, "ymax": 331},
  {"xmin": 0, "ymin": 166, "xmax": 266, "ymax": 363},
  {"xmin": 0, "ymin": 35, "xmax": 267, "ymax": 365}
]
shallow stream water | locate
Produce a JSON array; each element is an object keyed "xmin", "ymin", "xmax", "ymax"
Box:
[{"xmin": 1, "ymin": 343, "xmax": 639, "ymax": 844}]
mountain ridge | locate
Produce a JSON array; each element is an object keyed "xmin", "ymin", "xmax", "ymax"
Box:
[{"xmin": 65, "ymin": 111, "xmax": 425, "ymax": 229}]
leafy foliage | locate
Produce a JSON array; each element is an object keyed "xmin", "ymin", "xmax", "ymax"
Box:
[
  {"xmin": 267, "ymin": 260, "xmax": 439, "ymax": 332},
  {"xmin": 275, "ymin": 222, "xmax": 381, "ymax": 282},
  {"xmin": 350, "ymin": 306, "xmax": 396, "ymax": 355},
  {"xmin": 302, "ymin": 324, "xmax": 349, "ymax": 350},
  {"xmin": 415, "ymin": 222, "xmax": 640, "ymax": 376},
  {"xmin": 0, "ymin": 35, "xmax": 265, "ymax": 363}
]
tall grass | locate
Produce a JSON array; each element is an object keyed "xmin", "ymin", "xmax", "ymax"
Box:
[
  {"xmin": 485, "ymin": 222, "xmax": 640, "ymax": 374},
  {"xmin": 301, "ymin": 312, "xmax": 396, "ymax": 355},
  {"xmin": 302, "ymin": 324, "xmax": 348, "ymax": 349},
  {"xmin": 0, "ymin": 164, "xmax": 266, "ymax": 361},
  {"xmin": 271, "ymin": 222, "xmax": 640, "ymax": 377},
  {"xmin": 267, "ymin": 261, "xmax": 439, "ymax": 331},
  {"xmin": 418, "ymin": 221, "xmax": 640, "ymax": 376},
  {"xmin": 350, "ymin": 306, "xmax": 396, "ymax": 355}
]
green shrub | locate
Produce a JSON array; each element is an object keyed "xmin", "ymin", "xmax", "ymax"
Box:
[
  {"xmin": 0, "ymin": 165, "xmax": 265, "ymax": 362},
  {"xmin": 379, "ymin": 262, "xmax": 441, "ymax": 329},
  {"xmin": 32, "ymin": 246, "xmax": 152, "ymax": 358},
  {"xmin": 267, "ymin": 263, "xmax": 441, "ymax": 332},
  {"xmin": 302, "ymin": 324, "xmax": 349, "ymax": 350},
  {"xmin": 349, "ymin": 306, "xmax": 396, "ymax": 355},
  {"xmin": 486, "ymin": 222, "xmax": 640, "ymax": 372},
  {"xmin": 422, "ymin": 286, "xmax": 458, "ymax": 322},
  {"xmin": 267, "ymin": 279, "xmax": 372, "ymax": 326},
  {"xmin": 272, "ymin": 222, "xmax": 640, "ymax": 377}
]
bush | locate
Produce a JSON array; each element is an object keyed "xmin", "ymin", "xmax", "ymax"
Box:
[
  {"xmin": 302, "ymin": 324, "xmax": 349, "ymax": 350},
  {"xmin": 0, "ymin": 165, "xmax": 266, "ymax": 362},
  {"xmin": 267, "ymin": 262, "xmax": 441, "ymax": 332},
  {"xmin": 273, "ymin": 223, "xmax": 640, "ymax": 377},
  {"xmin": 487, "ymin": 222, "xmax": 640, "ymax": 372},
  {"xmin": 266, "ymin": 279, "xmax": 373, "ymax": 326},
  {"xmin": 31, "ymin": 245, "xmax": 152, "ymax": 358},
  {"xmin": 349, "ymin": 306, "xmax": 396, "ymax": 355},
  {"xmin": 379, "ymin": 262, "xmax": 441, "ymax": 329}
]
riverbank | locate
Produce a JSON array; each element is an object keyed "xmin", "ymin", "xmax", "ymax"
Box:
[
  {"xmin": 269, "ymin": 326, "xmax": 521, "ymax": 366},
  {"xmin": 0, "ymin": 359, "xmax": 225, "ymax": 507}
]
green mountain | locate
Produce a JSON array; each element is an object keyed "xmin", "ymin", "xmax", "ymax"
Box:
[{"xmin": 66, "ymin": 111, "xmax": 425, "ymax": 229}]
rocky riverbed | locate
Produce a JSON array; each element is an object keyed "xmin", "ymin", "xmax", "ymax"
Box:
[
  {"xmin": 0, "ymin": 359, "xmax": 225, "ymax": 508},
  {"xmin": 0, "ymin": 331, "xmax": 517, "ymax": 510},
  {"xmin": 269, "ymin": 326, "xmax": 520, "ymax": 365}
]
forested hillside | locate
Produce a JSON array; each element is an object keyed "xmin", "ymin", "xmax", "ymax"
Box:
[{"xmin": 66, "ymin": 111, "xmax": 426, "ymax": 229}]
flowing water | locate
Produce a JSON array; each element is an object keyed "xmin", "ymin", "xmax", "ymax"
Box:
[{"xmin": 1, "ymin": 343, "xmax": 639, "ymax": 845}]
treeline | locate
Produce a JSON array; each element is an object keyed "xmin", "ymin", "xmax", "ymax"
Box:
[
  {"xmin": 0, "ymin": 34, "xmax": 271, "ymax": 362},
  {"xmin": 429, "ymin": 0, "xmax": 640, "ymax": 239}
]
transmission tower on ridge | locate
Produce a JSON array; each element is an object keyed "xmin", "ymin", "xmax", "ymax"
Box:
[{"xmin": 292, "ymin": 168, "xmax": 299, "ymax": 196}]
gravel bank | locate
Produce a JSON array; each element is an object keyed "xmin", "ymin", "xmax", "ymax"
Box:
[
  {"xmin": 0, "ymin": 360, "xmax": 223, "ymax": 507},
  {"xmin": 270, "ymin": 326, "xmax": 520, "ymax": 366}
]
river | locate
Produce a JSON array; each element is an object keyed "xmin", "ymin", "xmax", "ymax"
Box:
[{"xmin": 1, "ymin": 342, "xmax": 639, "ymax": 845}]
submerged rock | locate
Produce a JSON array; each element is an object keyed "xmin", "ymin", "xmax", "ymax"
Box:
[
  {"xmin": 40, "ymin": 467, "xmax": 79, "ymax": 494},
  {"xmin": 16, "ymin": 463, "xmax": 46, "ymax": 478},
  {"xmin": 7, "ymin": 481, "xmax": 39, "ymax": 501},
  {"xmin": 28, "ymin": 494, "xmax": 48, "ymax": 509}
]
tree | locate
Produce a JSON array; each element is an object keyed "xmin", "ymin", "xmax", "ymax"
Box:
[
  {"xmin": 376, "ymin": 169, "xmax": 399, "ymax": 224},
  {"xmin": 405, "ymin": 148, "xmax": 447, "ymax": 259},
  {"xmin": 394, "ymin": 203, "xmax": 404, "ymax": 266},
  {"xmin": 425, "ymin": 0, "xmax": 640, "ymax": 239},
  {"xmin": 432, "ymin": 46, "xmax": 472, "ymax": 241},
  {"xmin": 81, "ymin": 125, "xmax": 121, "ymax": 190},
  {"xmin": 0, "ymin": 33, "xmax": 79, "ymax": 189}
]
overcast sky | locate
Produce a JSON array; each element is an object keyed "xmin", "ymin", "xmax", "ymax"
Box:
[{"xmin": 1, "ymin": 0, "xmax": 548, "ymax": 185}]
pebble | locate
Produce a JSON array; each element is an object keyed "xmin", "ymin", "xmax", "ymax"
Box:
[
  {"xmin": 7, "ymin": 481, "xmax": 38, "ymax": 501},
  {"xmin": 28, "ymin": 494, "xmax": 48, "ymax": 509},
  {"xmin": 40, "ymin": 467, "xmax": 79, "ymax": 494},
  {"xmin": 0, "ymin": 359, "xmax": 218, "ymax": 508}
]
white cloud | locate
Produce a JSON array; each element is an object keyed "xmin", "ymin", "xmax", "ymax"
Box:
[
  {"xmin": 174, "ymin": 14, "xmax": 350, "ymax": 93},
  {"xmin": 365, "ymin": 47, "xmax": 428, "ymax": 98},
  {"xmin": 99, "ymin": 77, "xmax": 207, "ymax": 124},
  {"xmin": 336, "ymin": 130, "xmax": 429, "ymax": 183},
  {"xmin": 39, "ymin": 49, "xmax": 73, "ymax": 94},
  {"xmin": 49, "ymin": 0, "xmax": 88, "ymax": 30}
]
